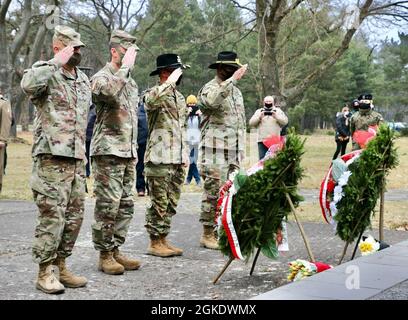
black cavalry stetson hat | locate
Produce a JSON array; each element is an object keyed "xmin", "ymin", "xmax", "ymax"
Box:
[
  {"xmin": 149, "ymin": 53, "xmax": 190, "ymax": 76},
  {"xmin": 358, "ymin": 93, "xmax": 373, "ymax": 101},
  {"xmin": 208, "ymin": 51, "xmax": 243, "ymax": 69}
]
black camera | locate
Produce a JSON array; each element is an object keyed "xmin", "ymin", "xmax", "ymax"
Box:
[
  {"xmin": 263, "ymin": 106, "xmax": 276, "ymax": 116},
  {"xmin": 189, "ymin": 105, "xmax": 199, "ymax": 116}
]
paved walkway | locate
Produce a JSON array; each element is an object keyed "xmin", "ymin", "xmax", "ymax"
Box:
[
  {"xmin": 0, "ymin": 194, "xmax": 407, "ymax": 300},
  {"xmin": 254, "ymin": 240, "xmax": 408, "ymax": 300}
]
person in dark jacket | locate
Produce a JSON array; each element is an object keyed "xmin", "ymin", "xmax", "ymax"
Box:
[
  {"xmin": 85, "ymin": 104, "xmax": 96, "ymax": 177},
  {"xmin": 332, "ymin": 105, "xmax": 351, "ymax": 160},
  {"xmin": 350, "ymin": 99, "xmax": 359, "ymax": 116},
  {"xmin": 136, "ymin": 99, "xmax": 148, "ymax": 196}
]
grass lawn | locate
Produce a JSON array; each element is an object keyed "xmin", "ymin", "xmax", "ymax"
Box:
[
  {"xmin": 0, "ymin": 132, "xmax": 33, "ymax": 201},
  {"xmin": 1, "ymin": 131, "xmax": 407, "ymax": 229},
  {"xmin": 298, "ymin": 133, "xmax": 408, "ymax": 189},
  {"xmin": 293, "ymin": 201, "xmax": 408, "ymax": 231}
]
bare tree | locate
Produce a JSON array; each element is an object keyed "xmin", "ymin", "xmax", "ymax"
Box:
[
  {"xmin": 0, "ymin": 0, "xmax": 33, "ymax": 97},
  {"xmin": 88, "ymin": 0, "xmax": 147, "ymax": 33},
  {"xmin": 0, "ymin": 0, "xmax": 59, "ymax": 136},
  {"xmin": 63, "ymin": 0, "xmax": 171, "ymax": 65},
  {"xmin": 13, "ymin": 0, "xmax": 60, "ymax": 134},
  {"xmin": 0, "ymin": 0, "xmax": 13, "ymax": 96},
  {"xmin": 231, "ymin": 0, "xmax": 408, "ymax": 108}
]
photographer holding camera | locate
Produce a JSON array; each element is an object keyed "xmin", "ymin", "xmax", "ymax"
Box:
[
  {"xmin": 249, "ymin": 96, "xmax": 288, "ymax": 159},
  {"xmin": 332, "ymin": 105, "xmax": 351, "ymax": 159},
  {"xmin": 185, "ymin": 94, "xmax": 202, "ymax": 186}
]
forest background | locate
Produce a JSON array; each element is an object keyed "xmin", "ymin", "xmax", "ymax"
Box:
[{"xmin": 0, "ymin": 0, "xmax": 407, "ymax": 135}]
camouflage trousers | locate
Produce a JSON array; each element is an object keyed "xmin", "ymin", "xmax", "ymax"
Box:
[
  {"xmin": 145, "ymin": 163, "xmax": 185, "ymax": 237},
  {"xmin": 199, "ymin": 148, "xmax": 241, "ymax": 227},
  {"xmin": 92, "ymin": 155, "xmax": 137, "ymax": 251},
  {"xmin": 31, "ymin": 155, "xmax": 85, "ymax": 264}
]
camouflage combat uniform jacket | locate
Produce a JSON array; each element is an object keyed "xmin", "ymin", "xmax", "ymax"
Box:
[
  {"xmin": 21, "ymin": 59, "xmax": 91, "ymax": 159},
  {"xmin": 350, "ymin": 109, "xmax": 384, "ymax": 136},
  {"xmin": 198, "ymin": 76, "xmax": 246, "ymax": 161},
  {"xmin": 350, "ymin": 108, "xmax": 383, "ymax": 150},
  {"xmin": 144, "ymin": 82, "xmax": 188, "ymax": 165},
  {"xmin": 90, "ymin": 63, "xmax": 139, "ymax": 158}
]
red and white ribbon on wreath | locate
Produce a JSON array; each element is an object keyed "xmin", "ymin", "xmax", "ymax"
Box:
[
  {"xmin": 319, "ymin": 150, "xmax": 362, "ymax": 225},
  {"xmin": 215, "ymin": 180, "xmax": 233, "ymax": 230},
  {"xmin": 320, "ymin": 166, "xmax": 334, "ymax": 224},
  {"xmin": 320, "ymin": 125, "xmax": 378, "ymax": 222},
  {"xmin": 215, "ymin": 176, "xmax": 244, "ymax": 260},
  {"xmin": 216, "ymin": 136, "xmax": 285, "ymax": 260},
  {"xmin": 221, "ymin": 191, "xmax": 245, "ymax": 260}
]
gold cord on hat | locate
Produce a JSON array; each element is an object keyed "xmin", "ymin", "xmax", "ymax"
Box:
[{"xmin": 215, "ymin": 58, "xmax": 242, "ymax": 65}]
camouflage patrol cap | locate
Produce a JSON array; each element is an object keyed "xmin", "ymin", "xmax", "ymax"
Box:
[
  {"xmin": 53, "ymin": 25, "xmax": 85, "ymax": 47},
  {"xmin": 110, "ymin": 30, "xmax": 140, "ymax": 50}
]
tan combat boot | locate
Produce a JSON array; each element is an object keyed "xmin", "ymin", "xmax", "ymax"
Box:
[
  {"xmin": 113, "ymin": 247, "xmax": 141, "ymax": 270},
  {"xmin": 98, "ymin": 251, "xmax": 125, "ymax": 275},
  {"xmin": 147, "ymin": 235, "xmax": 176, "ymax": 257},
  {"xmin": 36, "ymin": 262, "xmax": 65, "ymax": 294},
  {"xmin": 54, "ymin": 257, "xmax": 87, "ymax": 288},
  {"xmin": 200, "ymin": 225, "xmax": 219, "ymax": 250},
  {"xmin": 160, "ymin": 236, "xmax": 183, "ymax": 256}
]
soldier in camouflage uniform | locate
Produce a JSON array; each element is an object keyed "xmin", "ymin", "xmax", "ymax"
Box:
[
  {"xmin": 0, "ymin": 92, "xmax": 12, "ymax": 193},
  {"xmin": 144, "ymin": 53, "xmax": 189, "ymax": 257},
  {"xmin": 350, "ymin": 93, "xmax": 383, "ymax": 150},
  {"xmin": 20, "ymin": 26, "xmax": 90, "ymax": 294},
  {"xmin": 90, "ymin": 30, "xmax": 141, "ymax": 275},
  {"xmin": 197, "ymin": 51, "xmax": 247, "ymax": 249}
]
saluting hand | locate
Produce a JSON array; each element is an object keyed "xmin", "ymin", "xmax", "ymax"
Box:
[
  {"xmin": 54, "ymin": 46, "xmax": 74, "ymax": 67},
  {"xmin": 167, "ymin": 68, "xmax": 183, "ymax": 85},
  {"xmin": 122, "ymin": 46, "xmax": 137, "ymax": 69},
  {"xmin": 232, "ymin": 64, "xmax": 248, "ymax": 81}
]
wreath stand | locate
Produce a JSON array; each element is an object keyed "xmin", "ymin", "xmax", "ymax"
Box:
[
  {"xmin": 213, "ymin": 182, "xmax": 315, "ymax": 284},
  {"xmin": 339, "ymin": 169, "xmax": 387, "ymax": 265}
]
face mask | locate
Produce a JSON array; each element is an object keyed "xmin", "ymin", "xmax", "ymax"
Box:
[
  {"xmin": 344, "ymin": 111, "xmax": 349, "ymax": 116},
  {"xmin": 359, "ymin": 103, "xmax": 371, "ymax": 110},
  {"xmin": 264, "ymin": 103, "xmax": 273, "ymax": 109},
  {"xmin": 66, "ymin": 52, "xmax": 82, "ymax": 68}
]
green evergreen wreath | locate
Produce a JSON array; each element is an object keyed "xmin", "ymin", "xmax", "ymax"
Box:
[
  {"xmin": 334, "ymin": 124, "xmax": 398, "ymax": 242},
  {"xmin": 218, "ymin": 129, "xmax": 305, "ymax": 262}
]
